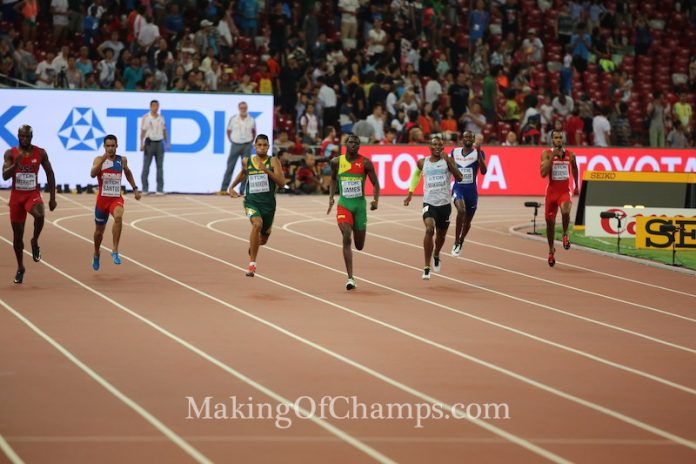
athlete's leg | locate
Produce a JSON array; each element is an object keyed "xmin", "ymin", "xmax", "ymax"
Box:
[
  {"xmin": 353, "ymin": 229, "xmax": 366, "ymax": 250},
  {"xmin": 93, "ymin": 205, "xmax": 109, "ymax": 270},
  {"xmin": 423, "ymin": 217, "xmax": 436, "ymax": 268},
  {"xmin": 259, "ymin": 211, "xmax": 275, "ymax": 246},
  {"xmin": 560, "ymin": 198, "xmax": 572, "ymax": 250},
  {"xmin": 459, "ymin": 192, "xmax": 478, "ymax": 245},
  {"xmin": 560, "ymin": 201, "xmax": 571, "ymax": 234},
  {"xmin": 434, "ymin": 226, "xmax": 447, "ymax": 258},
  {"xmin": 28, "ymin": 203, "xmax": 45, "ymax": 256},
  {"xmin": 249, "ymin": 216, "xmax": 263, "ymax": 262},
  {"xmin": 339, "ymin": 222, "xmax": 354, "ymax": 278},
  {"xmin": 453, "ymin": 198, "xmax": 466, "ymax": 245},
  {"xmin": 544, "ymin": 193, "xmax": 559, "ymax": 252},
  {"xmin": 93, "ymin": 223, "xmax": 106, "ymax": 255},
  {"xmin": 11, "ymin": 221, "xmax": 26, "ymax": 274},
  {"xmin": 111, "ymin": 205, "xmax": 124, "ymax": 253}
]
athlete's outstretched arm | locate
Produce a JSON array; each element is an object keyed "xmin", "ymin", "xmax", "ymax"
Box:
[
  {"xmin": 40, "ymin": 149, "xmax": 57, "ymax": 211},
  {"xmin": 445, "ymin": 155, "xmax": 463, "ymax": 182},
  {"xmin": 540, "ymin": 150, "xmax": 552, "ymax": 178},
  {"xmin": 2, "ymin": 149, "xmax": 16, "ymax": 181},
  {"xmin": 122, "ymin": 156, "xmax": 142, "ymax": 200},
  {"xmin": 570, "ymin": 152, "xmax": 579, "ymax": 195},
  {"xmin": 365, "ymin": 159, "xmax": 380, "ymax": 210},
  {"xmin": 265, "ymin": 157, "xmax": 287, "ymax": 187},
  {"xmin": 404, "ymin": 158, "xmax": 425, "ymax": 206},
  {"xmin": 327, "ymin": 157, "xmax": 339, "ymax": 214},
  {"xmin": 229, "ymin": 157, "xmax": 248, "ymax": 197}
]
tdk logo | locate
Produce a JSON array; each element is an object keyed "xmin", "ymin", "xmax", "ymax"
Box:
[
  {"xmin": 59, "ymin": 108, "xmax": 107, "ymax": 150},
  {"xmin": 0, "ymin": 104, "xmax": 262, "ymax": 154},
  {"xmin": 105, "ymin": 108, "xmax": 262, "ymax": 154}
]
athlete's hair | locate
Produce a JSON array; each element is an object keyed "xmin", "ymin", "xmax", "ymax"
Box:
[
  {"xmin": 18, "ymin": 124, "xmax": 32, "ymax": 135},
  {"xmin": 551, "ymin": 128, "xmax": 565, "ymax": 138},
  {"xmin": 104, "ymin": 134, "xmax": 118, "ymax": 144},
  {"xmin": 430, "ymin": 134, "xmax": 443, "ymax": 142},
  {"xmin": 150, "ymin": 100, "xmax": 159, "ymax": 106},
  {"xmin": 255, "ymin": 134, "xmax": 269, "ymax": 143}
]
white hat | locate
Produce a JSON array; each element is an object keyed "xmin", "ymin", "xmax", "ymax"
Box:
[{"xmin": 200, "ymin": 19, "xmax": 213, "ymax": 27}]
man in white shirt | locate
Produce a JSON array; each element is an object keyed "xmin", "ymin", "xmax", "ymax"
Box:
[
  {"xmin": 140, "ymin": 100, "xmax": 170, "ymax": 194},
  {"xmin": 425, "ymin": 77, "xmax": 443, "ymax": 106},
  {"xmin": 366, "ymin": 104, "xmax": 386, "ymax": 141},
  {"xmin": 552, "ymin": 93, "xmax": 574, "ymax": 119},
  {"xmin": 367, "ymin": 18, "xmax": 387, "ymax": 57},
  {"xmin": 221, "ymin": 101, "xmax": 256, "ymax": 193},
  {"xmin": 98, "ymin": 30, "xmax": 124, "ymax": 61},
  {"xmin": 592, "ymin": 107, "xmax": 611, "ymax": 147},
  {"xmin": 35, "ymin": 51, "xmax": 57, "ymax": 88},
  {"xmin": 317, "ymin": 76, "xmax": 338, "ymax": 131},
  {"xmin": 137, "ymin": 15, "xmax": 160, "ymax": 52},
  {"xmin": 51, "ymin": 45, "xmax": 70, "ymax": 75},
  {"xmin": 51, "ymin": 0, "xmax": 69, "ymax": 44},
  {"xmin": 339, "ymin": 0, "xmax": 359, "ymax": 49},
  {"xmin": 97, "ymin": 48, "xmax": 116, "ymax": 88}
]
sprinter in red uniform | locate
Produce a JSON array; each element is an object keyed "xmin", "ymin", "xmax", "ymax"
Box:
[
  {"xmin": 2, "ymin": 125, "xmax": 57, "ymax": 284},
  {"xmin": 90, "ymin": 134, "xmax": 141, "ymax": 271},
  {"xmin": 540, "ymin": 129, "xmax": 579, "ymax": 267}
]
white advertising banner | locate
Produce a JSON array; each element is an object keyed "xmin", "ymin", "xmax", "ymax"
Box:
[
  {"xmin": 585, "ymin": 206, "xmax": 696, "ymax": 237},
  {"xmin": 0, "ymin": 89, "xmax": 273, "ymax": 192}
]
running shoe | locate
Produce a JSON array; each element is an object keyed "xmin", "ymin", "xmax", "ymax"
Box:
[
  {"xmin": 246, "ymin": 262, "xmax": 256, "ymax": 277},
  {"xmin": 31, "ymin": 240, "xmax": 41, "ymax": 262},
  {"xmin": 433, "ymin": 255, "xmax": 441, "ymax": 272},
  {"xmin": 92, "ymin": 255, "xmax": 100, "ymax": 271},
  {"xmin": 451, "ymin": 242, "xmax": 462, "ymax": 257},
  {"xmin": 422, "ymin": 267, "xmax": 431, "ymax": 280},
  {"xmin": 13, "ymin": 269, "xmax": 25, "ymax": 284},
  {"xmin": 111, "ymin": 251, "xmax": 121, "ymax": 265},
  {"xmin": 548, "ymin": 250, "xmax": 556, "ymax": 267},
  {"xmin": 562, "ymin": 234, "xmax": 571, "ymax": 250},
  {"xmin": 346, "ymin": 278, "xmax": 356, "ymax": 290}
]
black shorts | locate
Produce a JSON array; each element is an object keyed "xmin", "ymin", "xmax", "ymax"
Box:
[{"xmin": 422, "ymin": 203, "xmax": 452, "ymax": 230}]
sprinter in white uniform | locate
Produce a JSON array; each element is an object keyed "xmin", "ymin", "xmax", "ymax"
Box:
[{"xmin": 404, "ymin": 135, "xmax": 463, "ymax": 279}]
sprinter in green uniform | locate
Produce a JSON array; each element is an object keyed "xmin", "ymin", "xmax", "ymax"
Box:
[
  {"xmin": 229, "ymin": 134, "xmax": 286, "ymax": 276},
  {"xmin": 327, "ymin": 134, "xmax": 380, "ymax": 290}
]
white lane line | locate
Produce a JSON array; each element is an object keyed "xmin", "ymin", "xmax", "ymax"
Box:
[
  {"xmin": 372, "ymin": 200, "xmax": 696, "ymax": 298},
  {"xmin": 362, "ymin": 220, "xmax": 696, "ymax": 324},
  {"xmin": 282, "ymin": 217, "xmax": 696, "ymax": 355},
  {"xmin": 129, "ymin": 208, "xmax": 696, "ymax": 451},
  {"xmin": 0, "ymin": 296, "xmax": 212, "ymax": 464},
  {"xmin": 0, "ymin": 433, "xmax": 24, "ymax": 464},
  {"xmin": 26, "ymin": 208, "xmax": 566, "ymax": 463},
  {"xmin": 2, "ymin": 234, "xmax": 396, "ymax": 464},
  {"xmin": 216, "ymin": 217, "xmax": 696, "ymax": 394}
]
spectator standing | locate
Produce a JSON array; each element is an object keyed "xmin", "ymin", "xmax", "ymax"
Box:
[
  {"xmin": 221, "ymin": 101, "xmax": 256, "ymax": 193},
  {"xmin": 592, "ymin": 106, "xmax": 611, "ymax": 147},
  {"xmin": 647, "ymin": 92, "xmax": 668, "ymax": 148},
  {"xmin": 140, "ymin": 99, "xmax": 170, "ymax": 194}
]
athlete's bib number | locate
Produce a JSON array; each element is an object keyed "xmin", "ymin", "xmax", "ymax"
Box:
[
  {"xmin": 15, "ymin": 172, "xmax": 37, "ymax": 191},
  {"xmin": 102, "ymin": 177, "xmax": 122, "ymax": 197},
  {"xmin": 248, "ymin": 174, "xmax": 270, "ymax": 194},
  {"xmin": 342, "ymin": 180, "xmax": 363, "ymax": 198},
  {"xmin": 459, "ymin": 167, "xmax": 474, "ymax": 184},
  {"xmin": 425, "ymin": 173, "xmax": 448, "ymax": 190},
  {"xmin": 551, "ymin": 163, "xmax": 569, "ymax": 181}
]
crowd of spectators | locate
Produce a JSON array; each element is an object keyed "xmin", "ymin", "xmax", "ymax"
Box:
[{"xmin": 1, "ymin": 0, "xmax": 695, "ymax": 171}]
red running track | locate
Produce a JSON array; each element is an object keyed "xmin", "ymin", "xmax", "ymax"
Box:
[{"xmin": 1, "ymin": 193, "xmax": 694, "ymax": 463}]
